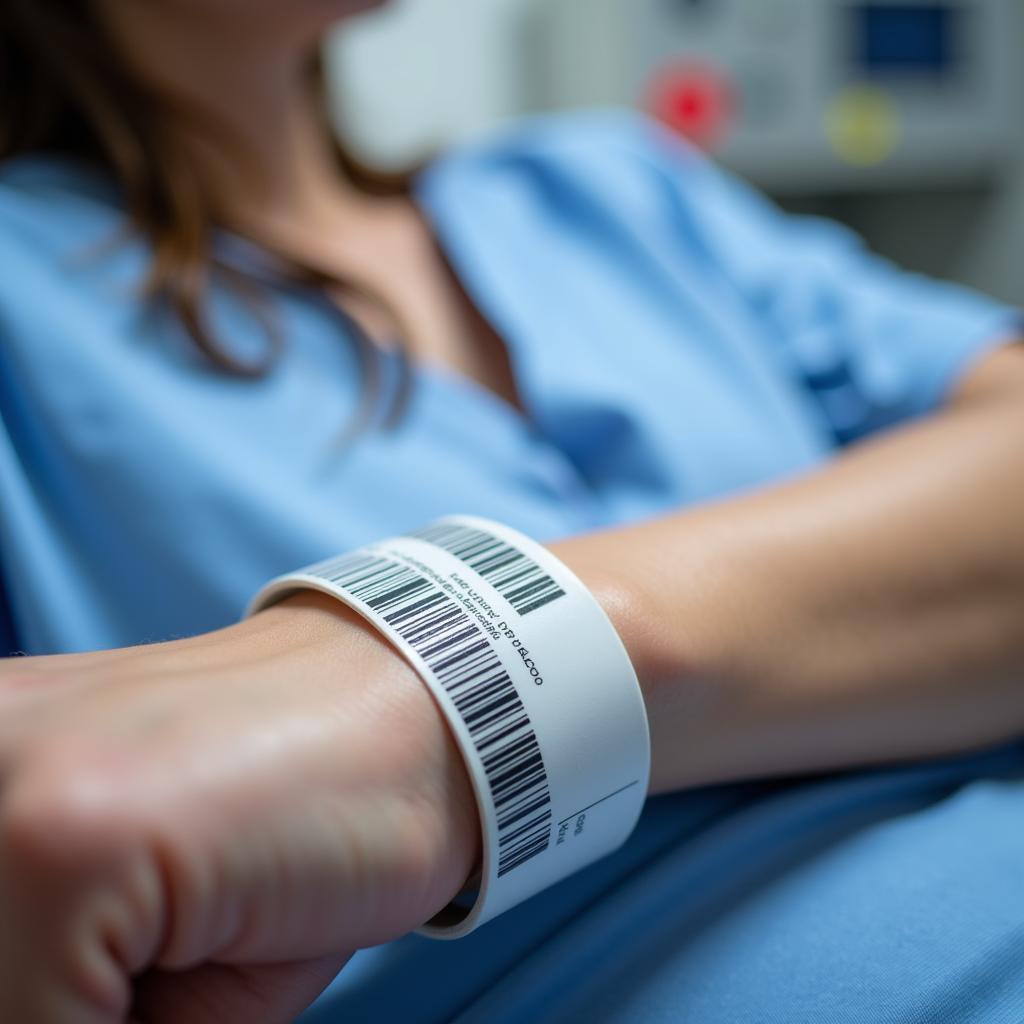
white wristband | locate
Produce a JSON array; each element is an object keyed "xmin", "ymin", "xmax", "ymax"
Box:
[{"xmin": 247, "ymin": 515, "xmax": 650, "ymax": 938}]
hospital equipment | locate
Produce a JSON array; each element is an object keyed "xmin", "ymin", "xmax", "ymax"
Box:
[{"xmin": 526, "ymin": 0, "xmax": 1022, "ymax": 193}]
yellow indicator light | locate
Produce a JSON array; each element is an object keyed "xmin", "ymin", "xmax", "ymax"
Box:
[{"xmin": 826, "ymin": 86, "xmax": 900, "ymax": 167}]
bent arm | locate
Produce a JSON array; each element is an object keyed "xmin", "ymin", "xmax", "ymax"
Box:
[
  {"xmin": 1, "ymin": 346, "xmax": 1021, "ymax": 1019},
  {"xmin": 553, "ymin": 342, "xmax": 1024, "ymax": 794}
]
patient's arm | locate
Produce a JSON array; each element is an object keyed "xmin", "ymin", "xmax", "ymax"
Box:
[
  {"xmin": 555, "ymin": 340, "xmax": 1024, "ymax": 793},
  {"xmin": 0, "ymin": 343, "xmax": 1021, "ymax": 1023},
  {"xmin": 0, "ymin": 594, "xmax": 481, "ymax": 1023}
]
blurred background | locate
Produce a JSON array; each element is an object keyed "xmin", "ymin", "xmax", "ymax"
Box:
[{"xmin": 325, "ymin": 0, "xmax": 1023, "ymax": 305}]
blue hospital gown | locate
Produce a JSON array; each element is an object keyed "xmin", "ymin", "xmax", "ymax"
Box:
[{"xmin": 0, "ymin": 109, "xmax": 1022, "ymax": 1022}]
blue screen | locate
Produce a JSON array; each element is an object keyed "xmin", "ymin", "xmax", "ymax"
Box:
[{"xmin": 856, "ymin": 4, "xmax": 957, "ymax": 75}]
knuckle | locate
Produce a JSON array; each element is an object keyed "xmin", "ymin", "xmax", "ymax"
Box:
[{"xmin": 0, "ymin": 741, "xmax": 137, "ymax": 875}]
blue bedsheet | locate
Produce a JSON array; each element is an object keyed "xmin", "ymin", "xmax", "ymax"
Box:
[{"xmin": 304, "ymin": 744, "xmax": 1024, "ymax": 1023}]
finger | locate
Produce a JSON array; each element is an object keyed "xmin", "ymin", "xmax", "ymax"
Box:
[
  {"xmin": 0, "ymin": 743, "xmax": 165, "ymax": 1024},
  {"xmin": 131, "ymin": 954, "xmax": 352, "ymax": 1024}
]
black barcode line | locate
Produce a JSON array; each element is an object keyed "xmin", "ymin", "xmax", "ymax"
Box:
[
  {"xmin": 411, "ymin": 523, "xmax": 566, "ymax": 617},
  {"xmin": 316, "ymin": 552, "xmax": 552, "ymax": 878}
]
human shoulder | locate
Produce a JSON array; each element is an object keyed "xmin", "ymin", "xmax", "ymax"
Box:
[
  {"xmin": 423, "ymin": 107, "xmax": 706, "ymax": 193},
  {"xmin": 0, "ymin": 156, "xmax": 133, "ymax": 310},
  {"xmin": 458, "ymin": 106, "xmax": 698, "ymax": 162},
  {"xmin": 0, "ymin": 155, "xmax": 125, "ymax": 262},
  {"xmin": 416, "ymin": 107, "xmax": 715, "ymax": 241},
  {"xmin": 0, "ymin": 156, "xmax": 145, "ymax": 369}
]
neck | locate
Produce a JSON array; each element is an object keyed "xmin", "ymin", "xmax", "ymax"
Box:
[{"xmin": 97, "ymin": 4, "xmax": 366, "ymax": 230}]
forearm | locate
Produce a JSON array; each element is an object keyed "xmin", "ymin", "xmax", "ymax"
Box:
[
  {"xmin": 3, "ymin": 350, "xmax": 1022, "ymax": 1015},
  {"xmin": 553, "ymin": 345, "xmax": 1024, "ymax": 794}
]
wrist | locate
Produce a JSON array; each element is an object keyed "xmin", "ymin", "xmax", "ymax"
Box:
[
  {"xmin": 247, "ymin": 518, "xmax": 651, "ymax": 935},
  {"xmin": 252, "ymin": 591, "xmax": 483, "ymax": 922}
]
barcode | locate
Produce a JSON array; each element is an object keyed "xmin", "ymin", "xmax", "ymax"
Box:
[
  {"xmin": 317, "ymin": 552, "xmax": 552, "ymax": 877},
  {"xmin": 411, "ymin": 522, "xmax": 566, "ymax": 617}
]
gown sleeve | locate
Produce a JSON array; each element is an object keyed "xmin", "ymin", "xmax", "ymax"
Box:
[{"xmin": 611, "ymin": 112, "xmax": 1022, "ymax": 444}]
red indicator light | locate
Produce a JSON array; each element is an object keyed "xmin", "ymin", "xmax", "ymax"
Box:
[{"xmin": 646, "ymin": 62, "xmax": 735, "ymax": 151}]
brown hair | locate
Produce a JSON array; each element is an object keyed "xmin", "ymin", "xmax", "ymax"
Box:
[{"xmin": 0, "ymin": 0, "xmax": 415, "ymax": 424}]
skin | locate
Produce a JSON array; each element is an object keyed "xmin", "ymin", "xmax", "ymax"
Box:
[
  {"xmin": 0, "ymin": 593, "xmax": 482, "ymax": 1022},
  {"xmin": 0, "ymin": 1, "xmax": 1022, "ymax": 1020}
]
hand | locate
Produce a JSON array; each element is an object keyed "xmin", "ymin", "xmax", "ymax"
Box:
[{"xmin": 0, "ymin": 593, "xmax": 481, "ymax": 1023}]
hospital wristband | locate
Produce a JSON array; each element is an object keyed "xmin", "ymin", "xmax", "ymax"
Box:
[{"xmin": 247, "ymin": 514, "xmax": 650, "ymax": 938}]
